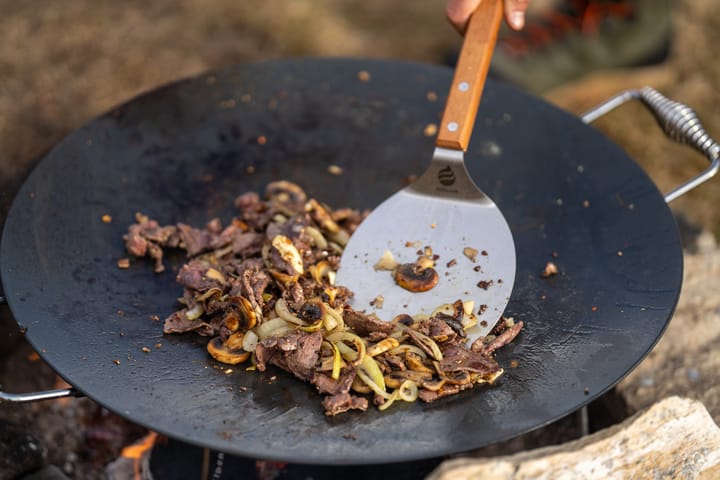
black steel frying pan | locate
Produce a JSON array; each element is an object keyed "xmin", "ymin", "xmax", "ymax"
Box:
[{"xmin": 0, "ymin": 58, "xmax": 715, "ymax": 464}]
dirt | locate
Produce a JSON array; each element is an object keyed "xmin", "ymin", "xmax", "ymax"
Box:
[{"xmin": 1, "ymin": 0, "xmax": 719, "ymax": 478}]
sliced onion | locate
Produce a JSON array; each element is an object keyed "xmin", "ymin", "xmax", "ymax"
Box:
[
  {"xmin": 299, "ymin": 318, "xmax": 324, "ymax": 332},
  {"xmin": 377, "ymin": 380, "xmax": 417, "ymax": 411},
  {"xmin": 329, "ymin": 342, "xmax": 342, "ymax": 380},
  {"xmin": 274, "ymin": 298, "xmax": 304, "ymax": 325},
  {"xmin": 397, "ymin": 380, "xmax": 418, "ymax": 402},
  {"xmin": 196, "ymin": 287, "xmax": 223, "ymax": 303},
  {"xmin": 255, "ymin": 317, "xmax": 293, "ymax": 340},
  {"xmin": 388, "ymin": 344, "xmax": 427, "ymax": 359},
  {"xmin": 185, "ymin": 304, "xmax": 204, "ymax": 321},
  {"xmin": 327, "ymin": 331, "xmax": 366, "ymax": 366},
  {"xmin": 356, "ymin": 369, "xmax": 391, "ymax": 400},
  {"xmin": 377, "ymin": 390, "xmax": 400, "ymax": 411},
  {"xmin": 204, "ymin": 267, "xmax": 226, "ymax": 283},
  {"xmin": 323, "ymin": 306, "xmax": 344, "ymax": 332},
  {"xmin": 359, "ymin": 354, "xmax": 386, "ymax": 392},
  {"xmin": 242, "ymin": 330, "xmax": 259, "ymax": 352}
]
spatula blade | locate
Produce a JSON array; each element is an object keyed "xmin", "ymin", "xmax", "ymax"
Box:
[{"xmin": 337, "ymin": 186, "xmax": 515, "ymax": 341}]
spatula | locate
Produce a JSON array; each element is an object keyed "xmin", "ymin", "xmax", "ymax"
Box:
[{"xmin": 336, "ymin": 0, "xmax": 514, "ymax": 340}]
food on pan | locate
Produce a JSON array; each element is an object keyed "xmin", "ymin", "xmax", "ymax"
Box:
[
  {"xmin": 124, "ymin": 181, "xmax": 523, "ymax": 415},
  {"xmin": 540, "ymin": 261, "xmax": 559, "ymax": 278},
  {"xmin": 375, "ymin": 249, "xmax": 440, "ymax": 293},
  {"xmin": 393, "ymin": 260, "xmax": 439, "ymax": 293}
]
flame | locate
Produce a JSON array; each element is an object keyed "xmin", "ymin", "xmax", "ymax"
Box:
[
  {"xmin": 121, "ymin": 431, "xmax": 158, "ymax": 480},
  {"xmin": 53, "ymin": 376, "xmax": 73, "ymax": 407}
]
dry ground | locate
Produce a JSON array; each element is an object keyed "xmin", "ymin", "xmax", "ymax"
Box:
[{"xmin": 1, "ymin": 0, "xmax": 719, "ymax": 478}]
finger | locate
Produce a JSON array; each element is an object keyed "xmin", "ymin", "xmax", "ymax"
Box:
[
  {"xmin": 504, "ymin": 0, "xmax": 531, "ymax": 30},
  {"xmin": 446, "ymin": 0, "xmax": 483, "ymax": 34}
]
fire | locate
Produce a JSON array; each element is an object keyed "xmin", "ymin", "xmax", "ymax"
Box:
[
  {"xmin": 53, "ymin": 376, "xmax": 73, "ymax": 407},
  {"xmin": 120, "ymin": 431, "xmax": 158, "ymax": 480}
]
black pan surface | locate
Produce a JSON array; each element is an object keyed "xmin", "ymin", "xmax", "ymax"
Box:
[{"xmin": 0, "ymin": 58, "xmax": 682, "ymax": 464}]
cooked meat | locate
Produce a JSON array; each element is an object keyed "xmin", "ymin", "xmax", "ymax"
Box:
[
  {"xmin": 284, "ymin": 331, "xmax": 323, "ymax": 381},
  {"xmin": 231, "ymin": 232, "xmax": 264, "ymax": 257},
  {"xmin": 125, "ymin": 181, "xmax": 524, "ymax": 416},
  {"xmin": 177, "ymin": 223, "xmax": 214, "ymax": 257},
  {"xmin": 438, "ymin": 346, "xmax": 501, "ymax": 376},
  {"xmin": 312, "ymin": 370, "xmax": 356, "ymax": 396},
  {"xmin": 321, "ymin": 392, "xmax": 369, "ymax": 416},
  {"xmin": 366, "ymin": 331, "xmax": 389, "ymax": 342},
  {"xmin": 342, "ymin": 308, "xmax": 394, "ymax": 337},
  {"xmin": 236, "ymin": 268, "xmax": 270, "ymax": 311},
  {"xmin": 163, "ymin": 310, "xmax": 214, "ymax": 336},
  {"xmin": 426, "ymin": 317, "xmax": 459, "ymax": 343},
  {"xmin": 418, "ymin": 384, "xmax": 462, "ymax": 403},
  {"xmin": 176, "ymin": 261, "xmax": 222, "ymax": 291},
  {"xmin": 124, "ymin": 229, "xmax": 148, "ymax": 257},
  {"xmin": 472, "ymin": 321, "xmax": 524, "ymax": 356},
  {"xmin": 255, "ymin": 331, "xmax": 323, "ymax": 382},
  {"xmin": 254, "ymin": 342, "xmax": 278, "ymax": 372}
]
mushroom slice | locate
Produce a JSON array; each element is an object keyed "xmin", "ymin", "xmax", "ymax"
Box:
[
  {"xmin": 308, "ymin": 260, "xmax": 333, "ymax": 283},
  {"xmin": 271, "ymin": 235, "xmax": 304, "ymax": 275},
  {"xmin": 405, "ymin": 353, "xmax": 435, "ymax": 374},
  {"xmin": 223, "ymin": 296, "xmax": 257, "ymax": 333},
  {"xmin": 405, "ymin": 328, "xmax": 444, "ymax": 361},
  {"xmin": 265, "ymin": 181, "xmax": 307, "ymax": 215},
  {"xmin": 306, "ymin": 198, "xmax": 340, "ymax": 233},
  {"xmin": 386, "ymin": 370, "xmax": 433, "ymax": 386},
  {"xmin": 393, "ymin": 263, "xmax": 439, "ymax": 293},
  {"xmin": 442, "ymin": 370, "xmax": 473, "ymax": 385},
  {"xmin": 207, "ymin": 333, "xmax": 251, "ymax": 365},
  {"xmin": 367, "ymin": 337, "xmax": 400, "ymax": 357},
  {"xmin": 420, "ymin": 377, "xmax": 447, "ymax": 392}
]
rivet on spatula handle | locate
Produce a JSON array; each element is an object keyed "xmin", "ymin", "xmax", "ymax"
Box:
[{"xmin": 437, "ymin": 0, "xmax": 503, "ymax": 152}]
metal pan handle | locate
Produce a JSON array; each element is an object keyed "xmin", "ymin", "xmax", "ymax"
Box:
[
  {"xmin": 0, "ymin": 386, "xmax": 82, "ymax": 403},
  {"xmin": 581, "ymin": 87, "xmax": 720, "ymax": 203},
  {"xmin": 0, "ymin": 296, "xmax": 84, "ymax": 403}
]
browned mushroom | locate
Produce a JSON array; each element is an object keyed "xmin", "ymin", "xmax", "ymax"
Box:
[
  {"xmin": 223, "ymin": 296, "xmax": 257, "ymax": 333},
  {"xmin": 265, "ymin": 180, "xmax": 307, "ymax": 215},
  {"xmin": 206, "ymin": 333, "xmax": 251, "ymax": 365},
  {"xmin": 393, "ymin": 262, "xmax": 439, "ymax": 293}
]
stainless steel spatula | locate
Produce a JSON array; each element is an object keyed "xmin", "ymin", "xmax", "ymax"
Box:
[{"xmin": 337, "ymin": 0, "xmax": 514, "ymax": 340}]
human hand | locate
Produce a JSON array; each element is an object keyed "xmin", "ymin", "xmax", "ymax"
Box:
[{"xmin": 446, "ymin": 0, "xmax": 531, "ymax": 33}]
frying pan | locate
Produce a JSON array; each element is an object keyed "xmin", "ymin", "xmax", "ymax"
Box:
[{"xmin": 1, "ymin": 58, "xmax": 717, "ymax": 465}]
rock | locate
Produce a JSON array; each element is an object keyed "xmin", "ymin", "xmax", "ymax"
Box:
[
  {"xmin": 21, "ymin": 465, "xmax": 70, "ymax": 480},
  {"xmin": 617, "ymin": 247, "xmax": 720, "ymax": 422},
  {"xmin": 427, "ymin": 396, "xmax": 720, "ymax": 480},
  {"xmin": 0, "ymin": 420, "xmax": 47, "ymax": 480}
]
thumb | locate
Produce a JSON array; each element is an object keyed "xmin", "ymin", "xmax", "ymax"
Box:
[
  {"xmin": 504, "ymin": 0, "xmax": 530, "ymax": 30},
  {"xmin": 446, "ymin": 0, "xmax": 483, "ymax": 34}
]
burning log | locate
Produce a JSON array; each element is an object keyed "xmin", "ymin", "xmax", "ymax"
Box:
[{"xmin": 105, "ymin": 432, "xmax": 157, "ymax": 480}]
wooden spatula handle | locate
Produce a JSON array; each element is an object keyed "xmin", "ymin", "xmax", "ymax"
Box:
[{"xmin": 436, "ymin": 0, "xmax": 503, "ymax": 151}]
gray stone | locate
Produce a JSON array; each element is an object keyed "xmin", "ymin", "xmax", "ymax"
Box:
[
  {"xmin": 428, "ymin": 396, "xmax": 720, "ymax": 480},
  {"xmin": 0, "ymin": 420, "xmax": 46, "ymax": 480},
  {"xmin": 21, "ymin": 465, "xmax": 70, "ymax": 480}
]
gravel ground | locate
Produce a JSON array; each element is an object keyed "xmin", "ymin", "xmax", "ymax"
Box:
[{"xmin": 1, "ymin": 1, "xmax": 718, "ymax": 478}]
